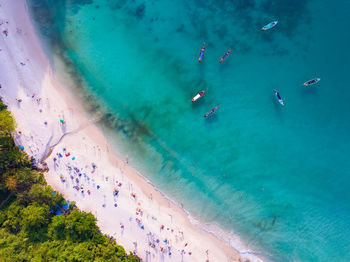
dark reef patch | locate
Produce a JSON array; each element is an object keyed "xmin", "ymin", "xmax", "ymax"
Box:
[
  {"xmin": 233, "ymin": 0, "xmax": 256, "ymax": 10},
  {"xmin": 69, "ymin": 0, "xmax": 94, "ymax": 15},
  {"xmin": 111, "ymin": 0, "xmax": 127, "ymax": 10},
  {"xmin": 27, "ymin": 0, "xmax": 61, "ymax": 43},
  {"xmin": 176, "ymin": 24, "xmax": 185, "ymax": 33},
  {"xmin": 185, "ymin": 0, "xmax": 310, "ymax": 56},
  {"xmin": 135, "ymin": 3, "xmax": 146, "ymax": 19},
  {"xmin": 212, "ymin": 24, "xmax": 228, "ymax": 40},
  {"xmin": 71, "ymin": 0, "xmax": 93, "ymax": 4}
]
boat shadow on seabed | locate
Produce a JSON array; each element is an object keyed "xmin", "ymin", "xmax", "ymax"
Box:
[
  {"xmin": 204, "ymin": 113, "xmax": 218, "ymax": 124},
  {"xmin": 272, "ymin": 99, "xmax": 284, "ymax": 124}
]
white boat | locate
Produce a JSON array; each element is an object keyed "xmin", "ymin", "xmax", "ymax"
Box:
[
  {"xmin": 303, "ymin": 78, "xmax": 321, "ymax": 86},
  {"xmin": 191, "ymin": 90, "xmax": 205, "ymax": 102}
]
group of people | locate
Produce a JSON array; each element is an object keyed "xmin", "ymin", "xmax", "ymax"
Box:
[{"xmin": 52, "ymin": 143, "xmax": 199, "ymax": 261}]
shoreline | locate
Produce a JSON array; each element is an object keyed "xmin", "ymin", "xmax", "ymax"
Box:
[{"xmin": 0, "ymin": 1, "xmax": 262, "ymax": 261}]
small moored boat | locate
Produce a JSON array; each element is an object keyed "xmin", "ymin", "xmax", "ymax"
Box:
[
  {"xmin": 303, "ymin": 78, "xmax": 321, "ymax": 86},
  {"xmin": 273, "ymin": 89, "xmax": 284, "ymax": 106},
  {"xmin": 192, "ymin": 90, "xmax": 205, "ymax": 102},
  {"xmin": 198, "ymin": 43, "xmax": 205, "ymax": 62},
  {"xmin": 204, "ymin": 107, "xmax": 218, "ymax": 118},
  {"xmin": 219, "ymin": 50, "xmax": 231, "ymax": 63},
  {"xmin": 262, "ymin": 21, "xmax": 278, "ymax": 31}
]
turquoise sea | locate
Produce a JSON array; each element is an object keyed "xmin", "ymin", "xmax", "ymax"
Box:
[{"xmin": 28, "ymin": 0, "xmax": 350, "ymax": 261}]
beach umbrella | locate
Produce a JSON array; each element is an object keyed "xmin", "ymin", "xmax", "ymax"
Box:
[{"xmin": 19, "ymin": 145, "xmax": 24, "ymax": 150}]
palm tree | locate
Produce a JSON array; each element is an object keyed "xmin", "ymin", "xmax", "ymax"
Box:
[
  {"xmin": 0, "ymin": 168, "xmax": 36, "ymax": 209},
  {"xmin": 0, "ymin": 176, "xmax": 17, "ymax": 209}
]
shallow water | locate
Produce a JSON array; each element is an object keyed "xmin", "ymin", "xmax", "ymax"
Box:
[{"xmin": 28, "ymin": 0, "xmax": 350, "ymax": 261}]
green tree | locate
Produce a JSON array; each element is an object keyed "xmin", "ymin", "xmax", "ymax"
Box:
[
  {"xmin": 4, "ymin": 168, "xmax": 36, "ymax": 192},
  {"xmin": 64, "ymin": 211, "xmax": 98, "ymax": 242},
  {"xmin": 1, "ymin": 201, "xmax": 22, "ymax": 233},
  {"xmin": 0, "ymin": 101, "xmax": 15, "ymax": 136},
  {"xmin": 0, "ymin": 228, "xmax": 29, "ymax": 261},
  {"xmin": 26, "ymin": 184, "xmax": 66, "ymax": 210},
  {"xmin": 0, "ymin": 138, "xmax": 32, "ymax": 175},
  {"xmin": 20, "ymin": 203, "xmax": 50, "ymax": 241},
  {"xmin": 48, "ymin": 215, "xmax": 66, "ymax": 240},
  {"xmin": 0, "ymin": 100, "xmax": 32, "ymax": 175},
  {"xmin": 49, "ymin": 211, "xmax": 99, "ymax": 242},
  {"xmin": 0, "ymin": 168, "xmax": 37, "ymax": 208}
]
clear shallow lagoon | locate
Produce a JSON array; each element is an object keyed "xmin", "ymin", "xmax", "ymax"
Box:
[{"xmin": 28, "ymin": 0, "xmax": 350, "ymax": 261}]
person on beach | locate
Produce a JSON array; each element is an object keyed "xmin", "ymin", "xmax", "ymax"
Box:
[{"xmin": 206, "ymin": 249, "xmax": 210, "ymax": 262}]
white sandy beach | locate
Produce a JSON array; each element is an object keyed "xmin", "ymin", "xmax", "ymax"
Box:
[{"xmin": 0, "ymin": 1, "xmax": 261, "ymax": 261}]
